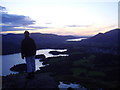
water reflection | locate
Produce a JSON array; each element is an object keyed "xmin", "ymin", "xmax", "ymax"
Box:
[
  {"xmin": 2, "ymin": 49, "xmax": 67, "ymax": 76},
  {"xmin": 59, "ymin": 82, "xmax": 103, "ymax": 90},
  {"xmin": 59, "ymin": 82, "xmax": 80, "ymax": 89},
  {"xmin": 2, "ymin": 49, "xmax": 104, "ymax": 89},
  {"xmin": 67, "ymin": 38, "xmax": 87, "ymax": 41},
  {"xmin": 2, "ymin": 53, "xmax": 25, "ymax": 76},
  {"xmin": 36, "ymin": 49, "xmax": 68, "ymax": 58}
]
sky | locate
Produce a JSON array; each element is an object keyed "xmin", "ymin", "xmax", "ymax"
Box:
[{"xmin": 0, "ymin": 0, "xmax": 119, "ymax": 36}]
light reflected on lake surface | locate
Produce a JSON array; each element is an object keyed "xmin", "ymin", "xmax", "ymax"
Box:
[
  {"xmin": 59, "ymin": 82, "xmax": 80, "ymax": 89},
  {"xmin": 36, "ymin": 49, "xmax": 68, "ymax": 58},
  {"xmin": 1, "ymin": 49, "xmax": 67, "ymax": 76},
  {"xmin": 1, "ymin": 49, "xmax": 103, "ymax": 89},
  {"xmin": 67, "ymin": 38, "xmax": 87, "ymax": 41}
]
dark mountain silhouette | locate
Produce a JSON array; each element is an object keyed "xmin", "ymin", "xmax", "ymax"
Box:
[
  {"xmin": 2, "ymin": 33, "xmax": 83, "ymax": 55},
  {"xmin": 80, "ymin": 28, "xmax": 119, "ymax": 47},
  {"xmin": 2, "ymin": 28, "xmax": 119, "ymax": 55},
  {"xmin": 65, "ymin": 28, "xmax": 119, "ymax": 55}
]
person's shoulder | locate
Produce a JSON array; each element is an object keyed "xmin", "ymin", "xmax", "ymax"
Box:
[
  {"xmin": 22, "ymin": 37, "xmax": 34, "ymax": 42},
  {"xmin": 22, "ymin": 37, "xmax": 29, "ymax": 42},
  {"xmin": 29, "ymin": 37, "xmax": 35, "ymax": 41},
  {"xmin": 29, "ymin": 37, "xmax": 33, "ymax": 40}
]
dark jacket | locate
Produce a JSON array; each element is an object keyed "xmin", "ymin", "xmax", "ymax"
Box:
[{"xmin": 21, "ymin": 36, "xmax": 36, "ymax": 57}]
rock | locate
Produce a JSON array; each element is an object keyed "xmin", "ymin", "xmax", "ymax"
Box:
[
  {"xmin": 67, "ymin": 87, "xmax": 75, "ymax": 90},
  {"xmin": 49, "ymin": 51, "xmax": 68, "ymax": 55},
  {"xmin": 10, "ymin": 63, "xmax": 27, "ymax": 73},
  {"xmin": 35, "ymin": 54, "xmax": 46, "ymax": 59},
  {"xmin": 49, "ymin": 51, "xmax": 60, "ymax": 55},
  {"xmin": 2, "ymin": 73, "xmax": 58, "ymax": 88}
]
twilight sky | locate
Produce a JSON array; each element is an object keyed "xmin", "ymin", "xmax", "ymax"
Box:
[{"xmin": 0, "ymin": 0, "xmax": 119, "ymax": 36}]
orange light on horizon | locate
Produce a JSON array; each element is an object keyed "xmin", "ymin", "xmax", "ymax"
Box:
[{"xmin": 0, "ymin": 24, "xmax": 117, "ymax": 36}]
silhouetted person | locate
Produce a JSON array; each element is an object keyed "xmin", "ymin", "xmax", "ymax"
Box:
[{"xmin": 21, "ymin": 31, "xmax": 36, "ymax": 79}]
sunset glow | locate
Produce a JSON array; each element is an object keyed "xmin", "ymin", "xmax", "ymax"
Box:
[{"xmin": 1, "ymin": 0, "xmax": 118, "ymax": 36}]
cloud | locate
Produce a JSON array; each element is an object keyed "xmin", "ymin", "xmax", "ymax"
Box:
[
  {"xmin": 2, "ymin": 13, "xmax": 35, "ymax": 26},
  {"xmin": 0, "ymin": 6, "xmax": 43, "ymax": 32},
  {"xmin": 2, "ymin": 25, "xmax": 35, "ymax": 31},
  {"xmin": 66, "ymin": 25, "xmax": 91, "ymax": 27},
  {"xmin": 45, "ymin": 23, "xmax": 52, "ymax": 24},
  {"xmin": 27, "ymin": 26, "xmax": 48, "ymax": 29},
  {"xmin": 2, "ymin": 25, "xmax": 49, "ymax": 31},
  {"xmin": 0, "ymin": 5, "xmax": 35, "ymax": 28},
  {"xmin": 0, "ymin": 6, "xmax": 50, "ymax": 32},
  {"xmin": 0, "ymin": 6, "xmax": 6, "ymax": 11},
  {"xmin": 1, "ymin": 13, "xmax": 36, "ymax": 31}
]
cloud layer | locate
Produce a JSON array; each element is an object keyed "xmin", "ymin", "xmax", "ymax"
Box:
[
  {"xmin": 0, "ymin": 6, "xmax": 42, "ymax": 32},
  {"xmin": 0, "ymin": 6, "xmax": 6, "ymax": 11},
  {"xmin": 2, "ymin": 13, "xmax": 35, "ymax": 26},
  {"xmin": 66, "ymin": 25, "xmax": 91, "ymax": 27}
]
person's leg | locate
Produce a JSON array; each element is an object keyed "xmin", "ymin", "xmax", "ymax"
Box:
[
  {"xmin": 26, "ymin": 55, "xmax": 35, "ymax": 79},
  {"xmin": 25, "ymin": 56, "xmax": 32, "ymax": 73},
  {"xmin": 25, "ymin": 56, "xmax": 34, "ymax": 79},
  {"xmin": 31, "ymin": 55, "xmax": 36, "ymax": 72}
]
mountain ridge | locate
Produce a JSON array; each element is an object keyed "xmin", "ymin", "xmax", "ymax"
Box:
[
  {"xmin": 2, "ymin": 28, "xmax": 119, "ymax": 55},
  {"xmin": 80, "ymin": 28, "xmax": 119, "ymax": 47},
  {"xmin": 2, "ymin": 33, "xmax": 84, "ymax": 55}
]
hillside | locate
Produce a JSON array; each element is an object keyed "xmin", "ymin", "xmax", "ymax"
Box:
[
  {"xmin": 66, "ymin": 28, "xmax": 119, "ymax": 55},
  {"xmin": 2, "ymin": 33, "xmax": 82, "ymax": 55},
  {"xmin": 2, "ymin": 28, "xmax": 119, "ymax": 55},
  {"xmin": 80, "ymin": 28, "xmax": 119, "ymax": 47}
]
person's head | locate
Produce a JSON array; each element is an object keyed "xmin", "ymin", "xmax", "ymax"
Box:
[{"xmin": 24, "ymin": 31, "xmax": 30, "ymax": 37}]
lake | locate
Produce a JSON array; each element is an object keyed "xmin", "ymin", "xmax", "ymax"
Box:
[
  {"xmin": 1, "ymin": 49, "xmax": 103, "ymax": 89},
  {"xmin": 1, "ymin": 37, "xmax": 88, "ymax": 76},
  {"xmin": 1, "ymin": 37, "xmax": 87, "ymax": 76},
  {"xmin": 1, "ymin": 49, "xmax": 83, "ymax": 89},
  {"xmin": 67, "ymin": 38, "xmax": 87, "ymax": 41},
  {"xmin": 1, "ymin": 49, "xmax": 68, "ymax": 76}
]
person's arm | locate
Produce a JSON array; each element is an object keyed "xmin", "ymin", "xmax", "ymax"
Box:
[
  {"xmin": 33, "ymin": 40, "xmax": 36, "ymax": 51},
  {"xmin": 31, "ymin": 39, "xmax": 37, "ymax": 55}
]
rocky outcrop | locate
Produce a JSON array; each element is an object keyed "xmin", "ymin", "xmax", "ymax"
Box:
[
  {"xmin": 10, "ymin": 63, "xmax": 27, "ymax": 73},
  {"xmin": 2, "ymin": 73, "xmax": 58, "ymax": 88},
  {"xmin": 35, "ymin": 54, "xmax": 46, "ymax": 59},
  {"xmin": 49, "ymin": 51, "xmax": 68, "ymax": 55}
]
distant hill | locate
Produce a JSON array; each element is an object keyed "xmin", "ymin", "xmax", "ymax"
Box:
[
  {"xmin": 65, "ymin": 28, "xmax": 119, "ymax": 55},
  {"xmin": 2, "ymin": 29, "xmax": 119, "ymax": 55},
  {"xmin": 80, "ymin": 28, "xmax": 119, "ymax": 47},
  {"xmin": 2, "ymin": 33, "xmax": 84, "ymax": 55}
]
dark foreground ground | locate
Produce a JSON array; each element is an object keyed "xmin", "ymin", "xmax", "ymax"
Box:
[
  {"xmin": 2, "ymin": 73, "xmax": 58, "ymax": 89},
  {"xmin": 2, "ymin": 46, "xmax": 120, "ymax": 89}
]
